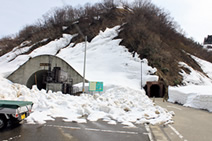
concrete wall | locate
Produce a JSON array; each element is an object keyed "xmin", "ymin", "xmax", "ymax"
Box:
[{"xmin": 7, "ymin": 55, "xmax": 85, "ymax": 87}]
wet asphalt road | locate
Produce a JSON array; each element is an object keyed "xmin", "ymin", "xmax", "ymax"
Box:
[
  {"xmin": 152, "ymin": 98, "xmax": 212, "ymax": 141},
  {"xmin": 0, "ymin": 118, "xmax": 149, "ymax": 141}
]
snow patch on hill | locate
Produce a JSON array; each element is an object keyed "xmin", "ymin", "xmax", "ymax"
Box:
[{"xmin": 57, "ymin": 26, "xmax": 158, "ymax": 88}]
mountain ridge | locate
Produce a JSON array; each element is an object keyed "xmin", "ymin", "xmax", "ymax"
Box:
[{"xmin": 0, "ymin": 0, "xmax": 211, "ymax": 86}]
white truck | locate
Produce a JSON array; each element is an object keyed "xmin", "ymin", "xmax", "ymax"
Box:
[{"xmin": 0, "ymin": 100, "xmax": 33, "ymax": 130}]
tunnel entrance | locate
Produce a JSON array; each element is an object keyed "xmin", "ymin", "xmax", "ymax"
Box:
[
  {"xmin": 26, "ymin": 67, "xmax": 73, "ymax": 94},
  {"xmin": 27, "ymin": 70, "xmax": 48, "ymax": 90},
  {"xmin": 145, "ymin": 81, "xmax": 164, "ymax": 98},
  {"xmin": 150, "ymin": 84, "xmax": 160, "ymax": 97}
]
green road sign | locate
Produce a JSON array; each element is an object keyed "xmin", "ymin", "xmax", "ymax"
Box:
[{"xmin": 89, "ymin": 82, "xmax": 103, "ymax": 92}]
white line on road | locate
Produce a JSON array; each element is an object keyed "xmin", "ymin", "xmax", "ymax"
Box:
[
  {"xmin": 45, "ymin": 124, "xmax": 81, "ymax": 130},
  {"xmin": 45, "ymin": 124, "xmax": 138, "ymax": 135},
  {"xmin": 85, "ymin": 128, "xmax": 101, "ymax": 132},
  {"xmin": 168, "ymin": 125, "xmax": 183, "ymax": 139},
  {"xmin": 168, "ymin": 125, "xmax": 188, "ymax": 141},
  {"xmin": 144, "ymin": 124, "xmax": 154, "ymax": 141},
  {"xmin": 167, "ymin": 105, "xmax": 182, "ymax": 110}
]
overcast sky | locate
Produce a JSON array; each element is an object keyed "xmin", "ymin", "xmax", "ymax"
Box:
[{"xmin": 0, "ymin": 0, "xmax": 211, "ymax": 43}]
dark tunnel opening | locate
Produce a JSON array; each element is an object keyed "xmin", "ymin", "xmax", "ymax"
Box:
[
  {"xmin": 27, "ymin": 70, "xmax": 47, "ymax": 90},
  {"xmin": 150, "ymin": 84, "xmax": 161, "ymax": 97}
]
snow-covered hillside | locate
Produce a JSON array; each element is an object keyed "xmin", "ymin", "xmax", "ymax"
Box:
[
  {"xmin": 0, "ymin": 25, "xmax": 212, "ymax": 126},
  {"xmin": 0, "ymin": 26, "xmax": 173, "ymax": 126}
]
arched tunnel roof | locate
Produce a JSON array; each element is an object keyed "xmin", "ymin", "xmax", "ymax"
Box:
[{"xmin": 7, "ymin": 55, "xmax": 86, "ymax": 88}]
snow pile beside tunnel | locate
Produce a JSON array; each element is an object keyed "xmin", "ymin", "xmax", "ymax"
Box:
[{"xmin": 0, "ymin": 75, "xmax": 173, "ymax": 126}]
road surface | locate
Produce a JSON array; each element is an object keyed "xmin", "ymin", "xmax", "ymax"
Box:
[
  {"xmin": 151, "ymin": 98, "xmax": 212, "ymax": 141},
  {"xmin": 0, "ymin": 118, "xmax": 150, "ymax": 141}
]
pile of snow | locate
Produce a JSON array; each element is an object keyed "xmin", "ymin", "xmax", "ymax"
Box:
[
  {"xmin": 169, "ymin": 85, "xmax": 212, "ymax": 112},
  {"xmin": 169, "ymin": 55, "xmax": 212, "ymax": 112},
  {"xmin": 0, "ymin": 75, "xmax": 173, "ymax": 126},
  {"xmin": 0, "ymin": 26, "xmax": 173, "ymax": 125}
]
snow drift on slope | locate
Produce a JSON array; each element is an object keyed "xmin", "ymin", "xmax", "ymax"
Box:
[
  {"xmin": 57, "ymin": 26, "xmax": 158, "ymax": 88},
  {"xmin": 0, "ymin": 34, "xmax": 74, "ymax": 77}
]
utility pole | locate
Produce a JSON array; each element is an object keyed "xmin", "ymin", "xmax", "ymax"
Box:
[
  {"xmin": 73, "ymin": 21, "xmax": 87, "ymax": 93},
  {"xmin": 82, "ymin": 36, "xmax": 87, "ymax": 93},
  {"xmin": 141, "ymin": 60, "xmax": 144, "ymax": 89}
]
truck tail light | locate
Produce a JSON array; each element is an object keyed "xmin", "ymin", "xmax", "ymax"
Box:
[{"xmin": 15, "ymin": 114, "xmax": 19, "ymax": 118}]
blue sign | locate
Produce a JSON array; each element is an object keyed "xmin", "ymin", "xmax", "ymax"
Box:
[{"xmin": 89, "ymin": 82, "xmax": 103, "ymax": 92}]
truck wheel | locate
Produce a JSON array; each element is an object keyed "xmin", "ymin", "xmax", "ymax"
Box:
[{"xmin": 0, "ymin": 115, "xmax": 7, "ymax": 130}]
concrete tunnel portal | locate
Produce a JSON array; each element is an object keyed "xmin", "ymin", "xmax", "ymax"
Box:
[
  {"xmin": 7, "ymin": 55, "xmax": 86, "ymax": 94},
  {"xmin": 144, "ymin": 81, "xmax": 165, "ymax": 98}
]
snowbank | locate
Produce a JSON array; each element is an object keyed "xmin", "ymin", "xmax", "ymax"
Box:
[
  {"xmin": 169, "ymin": 85, "xmax": 212, "ymax": 112},
  {"xmin": 0, "ymin": 75, "xmax": 173, "ymax": 125}
]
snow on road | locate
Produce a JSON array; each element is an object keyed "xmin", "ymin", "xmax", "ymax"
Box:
[{"xmin": 0, "ymin": 79, "xmax": 173, "ymax": 126}]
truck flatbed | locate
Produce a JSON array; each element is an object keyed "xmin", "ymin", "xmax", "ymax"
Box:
[{"xmin": 0, "ymin": 100, "xmax": 33, "ymax": 109}]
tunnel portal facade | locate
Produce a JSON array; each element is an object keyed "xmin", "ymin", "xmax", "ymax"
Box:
[
  {"xmin": 7, "ymin": 55, "xmax": 85, "ymax": 94},
  {"xmin": 145, "ymin": 81, "xmax": 165, "ymax": 98}
]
